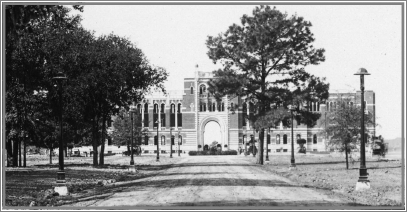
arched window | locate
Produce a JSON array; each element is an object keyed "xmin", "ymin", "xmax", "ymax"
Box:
[
  {"xmin": 199, "ymin": 85, "xmax": 206, "ymax": 94},
  {"xmin": 161, "ymin": 135, "xmax": 165, "ymax": 145},
  {"xmin": 208, "ymin": 103, "xmax": 212, "ymax": 112},
  {"xmin": 242, "ymin": 102, "xmax": 247, "ymax": 126},
  {"xmin": 177, "ymin": 103, "xmax": 182, "ymax": 127},
  {"xmin": 313, "ymin": 102, "xmax": 317, "ymax": 111},
  {"xmin": 143, "ymin": 103, "xmax": 149, "ymax": 127},
  {"xmin": 267, "ymin": 133, "xmax": 270, "ymax": 144},
  {"xmin": 213, "ymin": 103, "xmax": 216, "ymax": 111},
  {"xmin": 153, "ymin": 104, "xmax": 159, "ymax": 128},
  {"xmin": 231, "ymin": 102, "xmax": 234, "ymax": 110},
  {"xmin": 313, "ymin": 134, "xmax": 317, "ymax": 144},
  {"xmin": 276, "ymin": 134, "xmax": 280, "ymax": 144},
  {"xmin": 221, "ymin": 102, "xmax": 224, "ymax": 111},
  {"xmin": 160, "ymin": 104, "xmax": 166, "ymax": 127},
  {"xmin": 170, "ymin": 103, "xmax": 175, "ymax": 127},
  {"xmin": 171, "ymin": 135, "xmax": 175, "ymax": 145},
  {"xmin": 296, "ymin": 134, "xmax": 301, "ymax": 143},
  {"xmin": 190, "ymin": 87, "xmax": 194, "ymax": 94},
  {"xmin": 283, "ymin": 134, "xmax": 288, "ymax": 144},
  {"xmin": 137, "ymin": 104, "xmax": 142, "ymax": 114},
  {"xmin": 154, "ymin": 136, "xmax": 158, "ymax": 145},
  {"xmin": 144, "ymin": 136, "xmax": 149, "ymax": 145}
]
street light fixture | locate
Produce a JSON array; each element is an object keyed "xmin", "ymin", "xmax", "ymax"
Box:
[
  {"xmin": 354, "ymin": 68, "xmax": 371, "ymax": 190},
  {"xmin": 53, "ymin": 71, "xmax": 68, "ymax": 195}
]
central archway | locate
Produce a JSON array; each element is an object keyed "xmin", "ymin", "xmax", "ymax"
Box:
[
  {"xmin": 198, "ymin": 116, "xmax": 228, "ymax": 150},
  {"xmin": 204, "ymin": 121, "xmax": 221, "ymax": 150}
]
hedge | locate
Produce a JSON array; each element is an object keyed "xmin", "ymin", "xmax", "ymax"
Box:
[{"xmin": 188, "ymin": 150, "xmax": 238, "ymax": 156}]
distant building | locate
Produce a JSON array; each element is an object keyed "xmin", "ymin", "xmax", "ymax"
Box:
[{"xmin": 108, "ymin": 66, "xmax": 376, "ymax": 154}]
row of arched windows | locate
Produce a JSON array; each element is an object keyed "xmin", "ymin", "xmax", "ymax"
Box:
[
  {"xmin": 239, "ymin": 134, "xmax": 318, "ymax": 145},
  {"xmin": 152, "ymin": 135, "xmax": 183, "ymax": 145},
  {"xmin": 326, "ymin": 101, "xmax": 360, "ymax": 112},
  {"xmin": 136, "ymin": 103, "xmax": 182, "ymax": 128},
  {"xmin": 200, "ymin": 102, "xmax": 225, "ymax": 112}
]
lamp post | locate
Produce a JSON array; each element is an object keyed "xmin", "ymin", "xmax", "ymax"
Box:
[
  {"xmin": 170, "ymin": 127, "xmax": 173, "ymax": 158},
  {"xmin": 265, "ymin": 128, "xmax": 270, "ymax": 161},
  {"xmin": 288, "ymin": 105, "xmax": 296, "ymax": 169},
  {"xmin": 155, "ymin": 118, "xmax": 163, "ymax": 162},
  {"xmin": 243, "ymin": 128, "xmax": 247, "ymax": 156},
  {"xmin": 354, "ymin": 68, "xmax": 370, "ymax": 190},
  {"xmin": 53, "ymin": 71, "xmax": 68, "ymax": 195},
  {"xmin": 130, "ymin": 107, "xmax": 135, "ymax": 165},
  {"xmin": 178, "ymin": 129, "xmax": 181, "ymax": 157}
]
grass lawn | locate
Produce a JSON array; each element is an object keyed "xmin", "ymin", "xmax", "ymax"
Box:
[
  {"xmin": 5, "ymin": 154, "xmax": 184, "ymax": 207},
  {"xmin": 248, "ymin": 152, "xmax": 403, "ymax": 206}
]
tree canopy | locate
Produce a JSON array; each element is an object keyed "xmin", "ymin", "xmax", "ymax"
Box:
[{"xmin": 206, "ymin": 5, "xmax": 330, "ymax": 164}]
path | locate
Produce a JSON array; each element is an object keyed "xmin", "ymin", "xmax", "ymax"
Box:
[{"xmin": 68, "ymin": 155, "xmax": 351, "ymax": 207}]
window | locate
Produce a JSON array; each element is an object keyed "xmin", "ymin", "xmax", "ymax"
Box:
[
  {"xmin": 326, "ymin": 102, "xmax": 329, "ymax": 111},
  {"xmin": 283, "ymin": 149, "xmax": 288, "ymax": 152},
  {"xmin": 144, "ymin": 103, "xmax": 149, "ymax": 127},
  {"xmin": 283, "ymin": 134, "xmax": 288, "ymax": 144},
  {"xmin": 170, "ymin": 104, "xmax": 175, "ymax": 127},
  {"xmin": 267, "ymin": 134, "xmax": 270, "ymax": 144},
  {"xmin": 276, "ymin": 134, "xmax": 280, "ymax": 144},
  {"xmin": 242, "ymin": 102, "xmax": 247, "ymax": 126},
  {"xmin": 171, "ymin": 135, "xmax": 175, "ymax": 145},
  {"xmin": 190, "ymin": 87, "xmax": 194, "ymax": 94},
  {"xmin": 177, "ymin": 103, "xmax": 182, "ymax": 127},
  {"xmin": 154, "ymin": 136, "xmax": 158, "ymax": 145},
  {"xmin": 160, "ymin": 104, "xmax": 166, "ymax": 127},
  {"xmin": 161, "ymin": 135, "xmax": 165, "ymax": 145},
  {"xmin": 153, "ymin": 104, "xmax": 158, "ymax": 128},
  {"xmin": 329, "ymin": 102, "xmax": 333, "ymax": 112},
  {"xmin": 221, "ymin": 102, "xmax": 224, "ymax": 111},
  {"xmin": 144, "ymin": 136, "xmax": 149, "ymax": 145},
  {"xmin": 199, "ymin": 85, "xmax": 206, "ymax": 94},
  {"xmin": 276, "ymin": 149, "xmax": 281, "ymax": 152},
  {"xmin": 231, "ymin": 102, "xmax": 234, "ymax": 111},
  {"xmin": 208, "ymin": 103, "xmax": 212, "ymax": 112},
  {"xmin": 313, "ymin": 134, "xmax": 317, "ymax": 144},
  {"xmin": 317, "ymin": 102, "xmax": 320, "ymax": 111},
  {"xmin": 296, "ymin": 134, "xmax": 301, "ymax": 143}
]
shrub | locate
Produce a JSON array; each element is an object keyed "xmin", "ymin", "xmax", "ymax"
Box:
[{"xmin": 188, "ymin": 150, "xmax": 238, "ymax": 156}]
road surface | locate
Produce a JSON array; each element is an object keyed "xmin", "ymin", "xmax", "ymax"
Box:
[{"xmin": 68, "ymin": 155, "xmax": 353, "ymax": 208}]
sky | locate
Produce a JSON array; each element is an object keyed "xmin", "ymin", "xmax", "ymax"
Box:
[{"xmin": 69, "ymin": 3, "xmax": 404, "ymax": 140}]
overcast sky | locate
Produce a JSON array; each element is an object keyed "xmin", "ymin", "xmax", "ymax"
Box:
[{"xmin": 69, "ymin": 3, "xmax": 403, "ymax": 140}]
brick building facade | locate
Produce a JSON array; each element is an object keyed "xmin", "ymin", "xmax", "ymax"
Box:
[{"xmin": 111, "ymin": 67, "xmax": 376, "ymax": 154}]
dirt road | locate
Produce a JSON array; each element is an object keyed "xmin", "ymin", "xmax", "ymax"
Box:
[{"xmin": 69, "ymin": 155, "xmax": 355, "ymax": 208}]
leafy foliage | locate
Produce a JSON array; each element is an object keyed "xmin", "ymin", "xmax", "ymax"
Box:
[
  {"xmin": 319, "ymin": 98, "xmax": 375, "ymax": 168},
  {"xmin": 206, "ymin": 5, "xmax": 329, "ymax": 164}
]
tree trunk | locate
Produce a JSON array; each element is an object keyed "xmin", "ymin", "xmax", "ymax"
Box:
[
  {"xmin": 13, "ymin": 138, "xmax": 18, "ymax": 167},
  {"xmin": 99, "ymin": 115, "xmax": 106, "ymax": 165},
  {"xmin": 49, "ymin": 147, "xmax": 53, "ymax": 164},
  {"xmin": 23, "ymin": 139, "xmax": 26, "ymax": 167},
  {"xmin": 256, "ymin": 129, "xmax": 264, "ymax": 165},
  {"xmin": 92, "ymin": 117, "xmax": 99, "ymax": 166},
  {"xmin": 18, "ymin": 136, "xmax": 22, "ymax": 167},
  {"xmin": 6, "ymin": 137, "xmax": 12, "ymax": 167},
  {"xmin": 345, "ymin": 141, "xmax": 349, "ymax": 169}
]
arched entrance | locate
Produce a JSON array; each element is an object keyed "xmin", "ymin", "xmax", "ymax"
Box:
[
  {"xmin": 204, "ymin": 121, "xmax": 221, "ymax": 148},
  {"xmin": 198, "ymin": 116, "xmax": 228, "ymax": 150}
]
